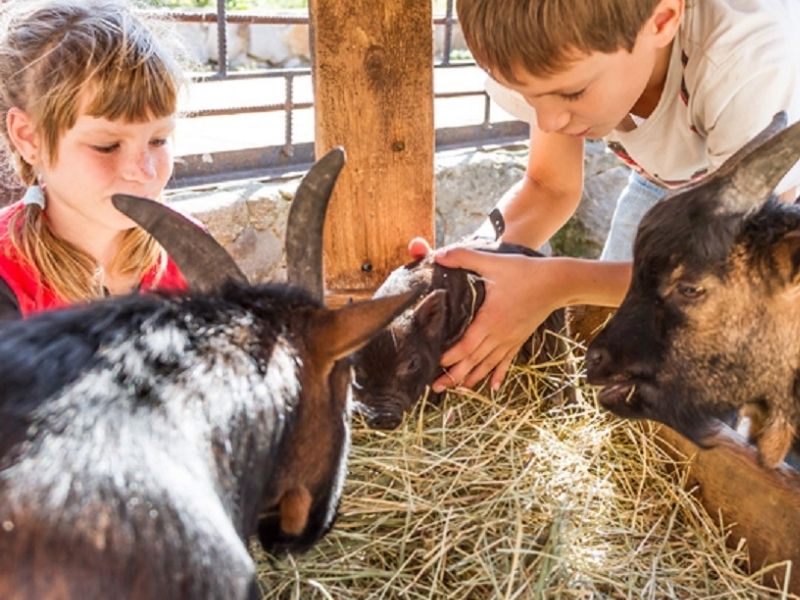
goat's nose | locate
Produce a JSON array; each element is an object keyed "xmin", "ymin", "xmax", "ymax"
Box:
[
  {"xmin": 585, "ymin": 345, "xmax": 613, "ymax": 381},
  {"xmin": 368, "ymin": 411, "xmax": 403, "ymax": 430}
]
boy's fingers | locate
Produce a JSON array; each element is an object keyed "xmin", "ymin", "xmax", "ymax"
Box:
[
  {"xmin": 462, "ymin": 344, "xmax": 510, "ymax": 389},
  {"xmin": 433, "ymin": 343, "xmax": 516, "ymax": 393},
  {"xmin": 490, "ymin": 350, "xmax": 517, "ymax": 391},
  {"xmin": 431, "ymin": 373, "xmax": 451, "ymax": 393},
  {"xmin": 408, "ymin": 237, "xmax": 432, "ymax": 259},
  {"xmin": 433, "ymin": 334, "xmax": 489, "ymax": 392},
  {"xmin": 454, "ymin": 338, "xmax": 497, "ymax": 389},
  {"xmin": 437, "ymin": 359, "xmax": 475, "ymax": 392},
  {"xmin": 434, "ymin": 247, "xmax": 493, "ymax": 271},
  {"xmin": 432, "ymin": 366, "xmax": 470, "ymax": 392},
  {"xmin": 440, "ymin": 325, "xmax": 487, "ymax": 367}
]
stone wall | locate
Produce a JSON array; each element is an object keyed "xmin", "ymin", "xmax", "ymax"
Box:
[
  {"xmin": 0, "ymin": 135, "xmax": 626, "ymax": 280},
  {"xmin": 0, "ymin": 139, "xmax": 628, "ymax": 279},
  {"xmin": 169, "ymin": 141, "xmax": 629, "ymax": 284}
]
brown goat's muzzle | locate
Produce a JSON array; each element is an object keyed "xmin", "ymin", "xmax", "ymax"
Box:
[
  {"xmin": 596, "ymin": 380, "xmax": 636, "ymax": 410},
  {"xmin": 354, "ymin": 392, "xmax": 410, "ymax": 430}
]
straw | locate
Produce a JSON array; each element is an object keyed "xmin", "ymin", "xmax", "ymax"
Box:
[{"xmin": 255, "ymin": 335, "xmax": 796, "ymax": 599}]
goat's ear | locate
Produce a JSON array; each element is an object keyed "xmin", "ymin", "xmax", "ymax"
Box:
[
  {"xmin": 278, "ymin": 486, "xmax": 312, "ymax": 536},
  {"xmin": 717, "ymin": 114, "xmax": 800, "ymax": 212},
  {"xmin": 441, "ymin": 272, "xmax": 482, "ymax": 348},
  {"xmin": 775, "ymin": 230, "xmax": 800, "ymax": 300},
  {"xmin": 412, "ymin": 290, "xmax": 447, "ymax": 340},
  {"xmin": 309, "ymin": 288, "xmax": 423, "ymax": 366}
]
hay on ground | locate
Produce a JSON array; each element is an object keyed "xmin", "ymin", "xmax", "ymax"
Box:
[{"xmin": 255, "ymin": 335, "xmax": 795, "ymax": 599}]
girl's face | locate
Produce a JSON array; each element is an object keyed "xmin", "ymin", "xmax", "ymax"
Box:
[{"xmin": 41, "ymin": 108, "xmax": 176, "ymax": 237}]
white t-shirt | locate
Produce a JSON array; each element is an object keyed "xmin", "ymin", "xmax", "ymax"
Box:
[{"xmin": 486, "ymin": 0, "xmax": 800, "ymax": 194}]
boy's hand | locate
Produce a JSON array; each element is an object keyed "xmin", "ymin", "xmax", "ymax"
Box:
[
  {"xmin": 430, "ymin": 247, "xmax": 562, "ymax": 393},
  {"xmin": 408, "ymin": 237, "xmax": 432, "ymax": 260}
]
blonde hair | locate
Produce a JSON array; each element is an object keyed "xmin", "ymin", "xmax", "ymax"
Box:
[
  {"xmin": 0, "ymin": 0, "xmax": 185, "ymax": 302},
  {"xmin": 457, "ymin": 0, "xmax": 661, "ymax": 83}
]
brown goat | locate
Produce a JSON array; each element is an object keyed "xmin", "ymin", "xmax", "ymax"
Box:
[{"xmin": 586, "ymin": 113, "xmax": 800, "ymax": 468}]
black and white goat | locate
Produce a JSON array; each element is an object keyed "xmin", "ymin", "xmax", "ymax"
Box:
[{"xmin": 0, "ymin": 149, "xmax": 420, "ymax": 599}]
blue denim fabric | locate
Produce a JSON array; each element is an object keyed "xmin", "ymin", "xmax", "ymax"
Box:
[{"xmin": 600, "ymin": 172, "xmax": 669, "ymax": 261}]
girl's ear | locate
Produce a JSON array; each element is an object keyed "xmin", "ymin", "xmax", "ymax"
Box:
[{"xmin": 6, "ymin": 107, "xmax": 40, "ymax": 166}]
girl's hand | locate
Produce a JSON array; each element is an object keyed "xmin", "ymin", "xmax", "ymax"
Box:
[{"xmin": 430, "ymin": 247, "xmax": 565, "ymax": 392}]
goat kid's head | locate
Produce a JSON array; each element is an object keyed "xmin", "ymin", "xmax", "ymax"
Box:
[
  {"xmin": 113, "ymin": 148, "xmax": 421, "ymax": 553},
  {"xmin": 352, "ymin": 253, "xmax": 486, "ymax": 430},
  {"xmin": 352, "ymin": 241, "xmax": 565, "ymax": 430},
  {"xmin": 586, "ymin": 113, "xmax": 800, "ymax": 451}
]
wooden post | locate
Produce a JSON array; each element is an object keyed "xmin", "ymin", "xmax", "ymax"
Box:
[{"xmin": 309, "ymin": 0, "xmax": 434, "ymax": 305}]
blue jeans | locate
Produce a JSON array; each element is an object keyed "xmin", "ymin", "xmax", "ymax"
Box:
[{"xmin": 600, "ymin": 172, "xmax": 669, "ymax": 261}]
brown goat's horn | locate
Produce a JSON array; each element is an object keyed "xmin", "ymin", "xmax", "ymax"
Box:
[
  {"xmin": 285, "ymin": 147, "xmax": 346, "ymax": 301},
  {"xmin": 112, "ymin": 194, "xmax": 247, "ymax": 292},
  {"xmin": 715, "ymin": 112, "xmax": 800, "ymax": 212}
]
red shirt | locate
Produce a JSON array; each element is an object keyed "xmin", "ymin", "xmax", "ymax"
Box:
[{"xmin": 0, "ymin": 201, "xmax": 188, "ymax": 318}]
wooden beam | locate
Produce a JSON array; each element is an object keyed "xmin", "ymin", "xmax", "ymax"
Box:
[
  {"xmin": 310, "ymin": 0, "xmax": 434, "ymax": 301},
  {"xmin": 657, "ymin": 425, "xmax": 800, "ymax": 594},
  {"xmin": 560, "ymin": 311, "xmax": 800, "ymax": 592}
]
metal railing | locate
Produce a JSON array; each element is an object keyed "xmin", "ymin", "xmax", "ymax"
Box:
[{"xmin": 154, "ymin": 0, "xmax": 528, "ymax": 188}]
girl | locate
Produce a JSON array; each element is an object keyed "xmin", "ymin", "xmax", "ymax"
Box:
[{"xmin": 0, "ymin": 0, "xmax": 189, "ymax": 322}]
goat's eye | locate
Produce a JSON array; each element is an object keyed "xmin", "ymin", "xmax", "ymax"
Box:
[
  {"xmin": 398, "ymin": 356, "xmax": 420, "ymax": 377},
  {"xmin": 676, "ymin": 282, "xmax": 705, "ymax": 300}
]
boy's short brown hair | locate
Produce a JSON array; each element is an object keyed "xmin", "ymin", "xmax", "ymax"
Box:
[{"xmin": 457, "ymin": 0, "xmax": 661, "ymax": 83}]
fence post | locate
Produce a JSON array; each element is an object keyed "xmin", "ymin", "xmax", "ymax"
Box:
[{"xmin": 309, "ymin": 0, "xmax": 434, "ymax": 304}]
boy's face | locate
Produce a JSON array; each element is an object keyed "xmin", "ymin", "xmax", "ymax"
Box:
[
  {"xmin": 494, "ymin": 34, "xmax": 666, "ymax": 139},
  {"xmin": 40, "ymin": 103, "xmax": 176, "ymax": 237}
]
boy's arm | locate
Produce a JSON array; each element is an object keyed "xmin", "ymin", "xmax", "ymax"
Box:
[
  {"xmin": 431, "ymin": 128, "xmax": 609, "ymax": 391},
  {"xmin": 778, "ymin": 188, "xmax": 797, "ymax": 204},
  {"xmin": 472, "ymin": 127, "xmax": 585, "ymax": 248}
]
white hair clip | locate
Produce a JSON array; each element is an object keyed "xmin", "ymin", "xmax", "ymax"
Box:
[{"xmin": 21, "ymin": 184, "xmax": 46, "ymax": 209}]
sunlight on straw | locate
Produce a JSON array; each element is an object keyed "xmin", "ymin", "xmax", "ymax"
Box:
[{"xmin": 255, "ymin": 337, "xmax": 796, "ymax": 599}]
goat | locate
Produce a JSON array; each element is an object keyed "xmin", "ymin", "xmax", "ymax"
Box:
[
  {"xmin": 586, "ymin": 113, "xmax": 800, "ymax": 469},
  {"xmin": 352, "ymin": 226, "xmax": 567, "ymax": 430},
  {"xmin": 0, "ymin": 149, "xmax": 420, "ymax": 599}
]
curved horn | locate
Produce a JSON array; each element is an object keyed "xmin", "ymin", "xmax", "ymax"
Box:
[
  {"xmin": 112, "ymin": 194, "xmax": 247, "ymax": 292},
  {"xmin": 285, "ymin": 147, "xmax": 346, "ymax": 301},
  {"xmin": 715, "ymin": 112, "xmax": 800, "ymax": 212}
]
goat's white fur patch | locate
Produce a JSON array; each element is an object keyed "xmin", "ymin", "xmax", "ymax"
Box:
[{"xmin": 3, "ymin": 314, "xmax": 304, "ymax": 569}]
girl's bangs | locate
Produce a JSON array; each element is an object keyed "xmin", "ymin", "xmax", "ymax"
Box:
[{"xmin": 85, "ymin": 55, "xmax": 180, "ymax": 122}]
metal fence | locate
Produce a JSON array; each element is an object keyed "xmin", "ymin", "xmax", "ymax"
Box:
[{"xmin": 156, "ymin": 0, "xmax": 528, "ymax": 188}]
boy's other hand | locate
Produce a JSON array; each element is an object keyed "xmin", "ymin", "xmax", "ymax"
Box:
[
  {"xmin": 408, "ymin": 237, "xmax": 432, "ymax": 260},
  {"xmin": 430, "ymin": 248, "xmax": 561, "ymax": 393}
]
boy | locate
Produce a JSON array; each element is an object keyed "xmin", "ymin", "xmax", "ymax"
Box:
[{"xmin": 422, "ymin": 0, "xmax": 800, "ymax": 393}]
